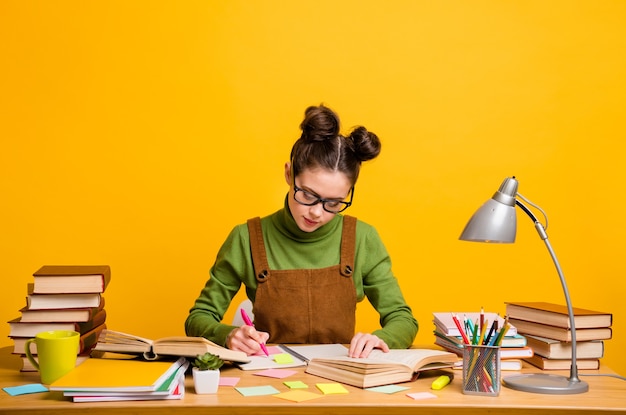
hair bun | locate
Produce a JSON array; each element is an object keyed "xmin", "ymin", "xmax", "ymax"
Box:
[
  {"xmin": 299, "ymin": 105, "xmax": 340, "ymax": 142},
  {"xmin": 349, "ymin": 126, "xmax": 381, "ymax": 162}
]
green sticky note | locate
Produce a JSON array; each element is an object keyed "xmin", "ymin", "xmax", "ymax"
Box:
[
  {"xmin": 273, "ymin": 353, "xmax": 294, "ymax": 364},
  {"xmin": 284, "ymin": 380, "xmax": 308, "ymax": 389},
  {"xmin": 235, "ymin": 385, "xmax": 280, "ymax": 396},
  {"xmin": 316, "ymin": 382, "xmax": 349, "ymax": 395}
]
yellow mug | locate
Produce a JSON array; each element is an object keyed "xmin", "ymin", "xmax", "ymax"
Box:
[{"xmin": 24, "ymin": 330, "xmax": 80, "ymax": 384}]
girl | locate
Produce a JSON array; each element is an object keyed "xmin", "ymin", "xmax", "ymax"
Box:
[{"xmin": 185, "ymin": 104, "xmax": 418, "ymax": 358}]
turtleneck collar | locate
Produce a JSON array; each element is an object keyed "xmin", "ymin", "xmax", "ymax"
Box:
[{"xmin": 270, "ymin": 194, "xmax": 342, "ymax": 243}]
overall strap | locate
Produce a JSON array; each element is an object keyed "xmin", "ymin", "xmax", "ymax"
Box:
[
  {"xmin": 340, "ymin": 215, "xmax": 357, "ymax": 277},
  {"xmin": 247, "ymin": 217, "xmax": 270, "ymax": 283}
]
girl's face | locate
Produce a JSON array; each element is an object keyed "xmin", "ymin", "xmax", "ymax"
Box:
[{"xmin": 284, "ymin": 163, "xmax": 352, "ymax": 233}]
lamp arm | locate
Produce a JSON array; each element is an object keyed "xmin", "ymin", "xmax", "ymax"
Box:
[{"xmin": 515, "ymin": 199, "xmax": 581, "ymax": 383}]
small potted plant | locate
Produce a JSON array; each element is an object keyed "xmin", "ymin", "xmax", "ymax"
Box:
[{"xmin": 191, "ymin": 352, "xmax": 224, "ymax": 394}]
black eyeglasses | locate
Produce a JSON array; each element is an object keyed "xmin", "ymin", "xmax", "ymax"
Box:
[{"xmin": 292, "ymin": 178, "xmax": 354, "ymax": 214}]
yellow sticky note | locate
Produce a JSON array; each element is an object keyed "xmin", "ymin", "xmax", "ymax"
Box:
[
  {"xmin": 274, "ymin": 390, "xmax": 322, "ymax": 402},
  {"xmin": 316, "ymin": 382, "xmax": 349, "ymax": 395},
  {"xmin": 273, "ymin": 353, "xmax": 294, "ymax": 364}
]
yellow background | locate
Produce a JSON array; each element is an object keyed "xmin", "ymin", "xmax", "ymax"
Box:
[{"xmin": 1, "ymin": 1, "xmax": 625, "ymax": 376}]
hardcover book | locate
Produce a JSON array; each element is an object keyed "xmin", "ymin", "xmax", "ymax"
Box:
[
  {"xmin": 505, "ymin": 302, "xmax": 612, "ymax": 329},
  {"xmin": 508, "ymin": 318, "xmax": 612, "ymax": 342},
  {"xmin": 19, "ymin": 304, "xmax": 105, "ymax": 323},
  {"xmin": 523, "ymin": 354, "xmax": 600, "ymax": 370},
  {"xmin": 8, "ymin": 309, "xmax": 107, "ymax": 337},
  {"xmin": 93, "ymin": 329, "xmax": 250, "ymax": 363},
  {"xmin": 32, "ymin": 265, "xmax": 111, "ymax": 294},
  {"xmin": 26, "ymin": 287, "xmax": 104, "ymax": 310},
  {"xmin": 524, "ymin": 334, "xmax": 605, "ymax": 359},
  {"xmin": 305, "ymin": 348, "xmax": 457, "ymax": 388}
]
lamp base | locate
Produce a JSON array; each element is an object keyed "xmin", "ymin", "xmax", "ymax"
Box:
[{"xmin": 503, "ymin": 373, "xmax": 588, "ymax": 394}]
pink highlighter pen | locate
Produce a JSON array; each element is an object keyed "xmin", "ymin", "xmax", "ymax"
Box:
[{"xmin": 240, "ymin": 308, "xmax": 269, "ymax": 356}]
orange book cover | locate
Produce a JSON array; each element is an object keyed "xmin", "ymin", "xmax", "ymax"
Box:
[{"xmin": 49, "ymin": 357, "xmax": 186, "ymax": 392}]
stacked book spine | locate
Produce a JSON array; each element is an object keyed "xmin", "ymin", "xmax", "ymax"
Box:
[
  {"xmin": 433, "ymin": 311, "xmax": 533, "ymax": 371},
  {"xmin": 7, "ymin": 265, "xmax": 111, "ymax": 372},
  {"xmin": 505, "ymin": 301, "xmax": 612, "ymax": 370}
]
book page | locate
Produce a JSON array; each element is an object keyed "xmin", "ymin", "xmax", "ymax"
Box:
[
  {"xmin": 237, "ymin": 351, "xmax": 306, "ymax": 371},
  {"xmin": 281, "ymin": 344, "xmax": 349, "ymax": 361},
  {"xmin": 313, "ymin": 348, "xmax": 456, "ymax": 371},
  {"xmin": 94, "ymin": 330, "xmax": 153, "ymax": 354}
]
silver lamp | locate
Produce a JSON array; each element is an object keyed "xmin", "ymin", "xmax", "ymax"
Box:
[{"xmin": 459, "ymin": 176, "xmax": 589, "ymax": 394}]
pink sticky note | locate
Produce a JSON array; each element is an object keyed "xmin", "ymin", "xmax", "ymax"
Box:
[
  {"xmin": 253, "ymin": 369, "xmax": 297, "ymax": 379},
  {"xmin": 251, "ymin": 345, "xmax": 282, "ymax": 356},
  {"xmin": 406, "ymin": 391, "xmax": 438, "ymax": 400},
  {"xmin": 219, "ymin": 376, "xmax": 240, "ymax": 386},
  {"xmin": 264, "ymin": 345, "xmax": 283, "ymax": 355}
]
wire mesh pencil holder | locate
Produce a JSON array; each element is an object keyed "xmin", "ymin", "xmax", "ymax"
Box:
[{"xmin": 462, "ymin": 344, "xmax": 501, "ymax": 396}]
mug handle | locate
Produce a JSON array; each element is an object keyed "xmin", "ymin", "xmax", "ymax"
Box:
[{"xmin": 24, "ymin": 339, "xmax": 40, "ymax": 371}]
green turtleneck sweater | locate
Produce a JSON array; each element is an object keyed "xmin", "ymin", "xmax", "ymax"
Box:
[{"xmin": 185, "ymin": 201, "xmax": 418, "ymax": 349}]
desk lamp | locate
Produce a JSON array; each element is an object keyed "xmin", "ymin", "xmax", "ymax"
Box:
[{"xmin": 459, "ymin": 176, "xmax": 589, "ymax": 394}]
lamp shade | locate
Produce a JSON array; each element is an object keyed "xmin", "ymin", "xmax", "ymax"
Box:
[{"xmin": 459, "ymin": 177, "xmax": 518, "ymax": 243}]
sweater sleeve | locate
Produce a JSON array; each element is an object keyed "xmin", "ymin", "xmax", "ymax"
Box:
[
  {"xmin": 184, "ymin": 224, "xmax": 255, "ymax": 346},
  {"xmin": 355, "ymin": 222, "xmax": 419, "ymax": 349}
]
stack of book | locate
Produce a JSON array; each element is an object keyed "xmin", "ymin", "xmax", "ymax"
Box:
[
  {"xmin": 48, "ymin": 356, "xmax": 188, "ymax": 402},
  {"xmin": 433, "ymin": 311, "xmax": 533, "ymax": 371},
  {"xmin": 7, "ymin": 265, "xmax": 111, "ymax": 371},
  {"xmin": 505, "ymin": 301, "xmax": 612, "ymax": 370}
]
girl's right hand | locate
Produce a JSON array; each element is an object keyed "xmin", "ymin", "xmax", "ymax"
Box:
[{"xmin": 226, "ymin": 325, "xmax": 270, "ymax": 356}]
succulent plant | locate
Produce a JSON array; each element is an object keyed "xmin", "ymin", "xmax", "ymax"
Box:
[{"xmin": 192, "ymin": 352, "xmax": 224, "ymax": 371}]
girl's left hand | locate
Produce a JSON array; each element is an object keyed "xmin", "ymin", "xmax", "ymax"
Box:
[{"xmin": 348, "ymin": 332, "xmax": 390, "ymax": 358}]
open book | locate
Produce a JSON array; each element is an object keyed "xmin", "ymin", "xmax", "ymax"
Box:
[
  {"xmin": 93, "ymin": 329, "xmax": 250, "ymax": 363},
  {"xmin": 237, "ymin": 343, "xmax": 350, "ymax": 371},
  {"xmin": 305, "ymin": 348, "xmax": 458, "ymax": 388}
]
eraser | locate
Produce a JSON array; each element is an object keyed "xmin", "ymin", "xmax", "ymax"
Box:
[{"xmin": 431, "ymin": 375, "xmax": 451, "ymax": 390}]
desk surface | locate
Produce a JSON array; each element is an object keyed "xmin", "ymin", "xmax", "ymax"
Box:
[{"xmin": 1, "ymin": 347, "xmax": 625, "ymax": 415}]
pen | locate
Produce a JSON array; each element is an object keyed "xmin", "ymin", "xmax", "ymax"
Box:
[
  {"xmin": 240, "ymin": 308, "xmax": 269, "ymax": 356},
  {"xmin": 480, "ymin": 306, "xmax": 484, "ymax": 333},
  {"xmin": 477, "ymin": 318, "xmax": 488, "ymax": 346},
  {"xmin": 452, "ymin": 314, "xmax": 470, "ymax": 344},
  {"xmin": 471, "ymin": 319, "xmax": 479, "ymax": 345},
  {"xmin": 483, "ymin": 319, "xmax": 497, "ymax": 345},
  {"xmin": 464, "ymin": 316, "xmax": 474, "ymax": 344},
  {"xmin": 491, "ymin": 319, "xmax": 510, "ymax": 347}
]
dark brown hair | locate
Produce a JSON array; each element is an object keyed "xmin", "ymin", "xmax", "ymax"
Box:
[{"xmin": 289, "ymin": 104, "xmax": 381, "ymax": 185}]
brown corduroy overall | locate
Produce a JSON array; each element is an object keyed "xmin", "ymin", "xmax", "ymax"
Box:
[{"xmin": 247, "ymin": 216, "xmax": 357, "ymax": 344}]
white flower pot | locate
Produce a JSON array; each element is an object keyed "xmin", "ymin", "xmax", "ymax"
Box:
[{"xmin": 192, "ymin": 367, "xmax": 220, "ymax": 394}]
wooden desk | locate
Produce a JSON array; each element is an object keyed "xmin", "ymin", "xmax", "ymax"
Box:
[{"xmin": 1, "ymin": 346, "xmax": 625, "ymax": 415}]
